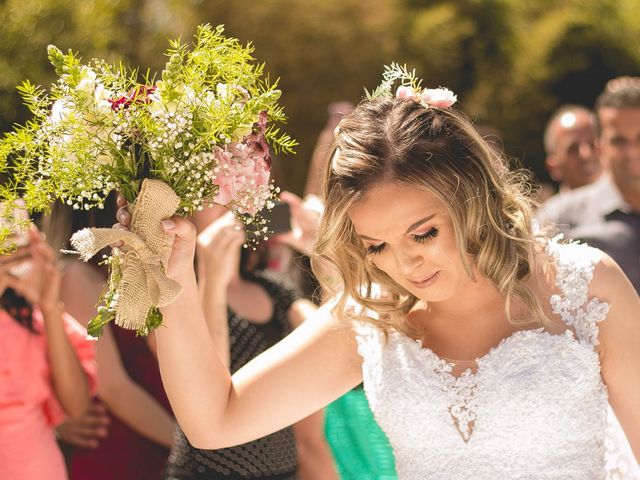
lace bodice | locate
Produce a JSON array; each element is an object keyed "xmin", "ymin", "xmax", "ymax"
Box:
[{"xmin": 355, "ymin": 240, "xmax": 638, "ymax": 479}]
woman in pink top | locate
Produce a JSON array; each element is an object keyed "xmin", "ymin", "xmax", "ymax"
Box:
[{"xmin": 0, "ymin": 229, "xmax": 96, "ymax": 480}]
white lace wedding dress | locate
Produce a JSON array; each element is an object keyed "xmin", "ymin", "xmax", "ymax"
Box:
[{"xmin": 355, "ymin": 239, "xmax": 639, "ymax": 479}]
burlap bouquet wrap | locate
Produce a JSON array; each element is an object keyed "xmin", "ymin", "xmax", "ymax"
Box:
[{"xmin": 70, "ymin": 179, "xmax": 182, "ymax": 331}]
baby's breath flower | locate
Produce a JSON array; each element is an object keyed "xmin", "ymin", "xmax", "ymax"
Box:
[{"xmin": 0, "ymin": 23, "xmax": 298, "ymax": 334}]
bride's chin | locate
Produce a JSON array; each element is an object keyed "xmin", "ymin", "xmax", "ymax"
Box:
[{"xmin": 408, "ymin": 285, "xmax": 451, "ymax": 303}]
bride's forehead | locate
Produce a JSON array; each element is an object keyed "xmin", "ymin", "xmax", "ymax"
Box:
[
  {"xmin": 353, "ymin": 183, "xmax": 442, "ymax": 209},
  {"xmin": 348, "ymin": 183, "xmax": 445, "ymax": 228}
]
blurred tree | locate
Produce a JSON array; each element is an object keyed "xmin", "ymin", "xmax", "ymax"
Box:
[
  {"xmin": 398, "ymin": 2, "xmax": 476, "ymax": 94},
  {"xmin": 0, "ymin": 0, "xmax": 139, "ymax": 127},
  {"xmin": 2, "ymin": 0, "xmax": 640, "ymax": 191}
]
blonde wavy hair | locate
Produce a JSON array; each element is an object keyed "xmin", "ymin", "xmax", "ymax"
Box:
[{"xmin": 312, "ymin": 97, "xmax": 548, "ymax": 335}]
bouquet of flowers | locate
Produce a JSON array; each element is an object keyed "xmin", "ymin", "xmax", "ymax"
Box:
[{"xmin": 0, "ymin": 24, "xmax": 296, "ymax": 336}]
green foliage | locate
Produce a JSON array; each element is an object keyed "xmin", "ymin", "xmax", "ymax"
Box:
[
  {"xmin": 0, "ymin": 23, "xmax": 290, "ymax": 220},
  {"xmin": 86, "ymin": 251, "xmax": 123, "ymax": 338},
  {"xmin": 1, "ymin": 23, "xmax": 295, "ymax": 335},
  {"xmin": 0, "ymin": 0, "xmax": 135, "ymax": 127},
  {"xmin": 365, "ymin": 63, "xmax": 424, "ymax": 100},
  {"xmin": 400, "ymin": 2, "xmax": 476, "ymax": 94},
  {"xmin": 2, "ymin": 0, "xmax": 640, "ymax": 190}
]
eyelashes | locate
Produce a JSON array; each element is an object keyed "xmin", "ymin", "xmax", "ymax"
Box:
[
  {"xmin": 366, "ymin": 227, "xmax": 439, "ymax": 255},
  {"xmin": 414, "ymin": 226, "xmax": 439, "ymax": 243},
  {"xmin": 366, "ymin": 243, "xmax": 387, "ymax": 255}
]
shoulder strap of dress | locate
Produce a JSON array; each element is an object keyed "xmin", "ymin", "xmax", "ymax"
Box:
[{"xmin": 546, "ymin": 236, "xmax": 611, "ymax": 346}]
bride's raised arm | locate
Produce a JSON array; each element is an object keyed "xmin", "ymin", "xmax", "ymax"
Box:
[{"xmin": 153, "ymin": 215, "xmax": 362, "ymax": 450}]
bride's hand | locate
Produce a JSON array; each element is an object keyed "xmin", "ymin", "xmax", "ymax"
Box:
[{"xmin": 114, "ymin": 193, "xmax": 197, "ymax": 281}]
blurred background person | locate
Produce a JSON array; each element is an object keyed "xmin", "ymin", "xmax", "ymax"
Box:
[
  {"xmin": 44, "ymin": 198, "xmax": 176, "ymax": 480},
  {"xmin": 0, "ymin": 223, "xmax": 96, "ymax": 480},
  {"xmin": 543, "ymin": 105, "xmax": 602, "ymax": 194},
  {"xmin": 304, "ymin": 102, "xmax": 355, "ymax": 198},
  {"xmin": 161, "ymin": 202, "xmax": 338, "ymax": 480},
  {"xmin": 539, "ymin": 77, "xmax": 640, "ymax": 294},
  {"xmin": 538, "ymin": 78, "xmax": 640, "ymax": 477}
]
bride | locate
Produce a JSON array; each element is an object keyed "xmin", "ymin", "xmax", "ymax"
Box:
[{"xmin": 117, "ymin": 72, "xmax": 639, "ymax": 479}]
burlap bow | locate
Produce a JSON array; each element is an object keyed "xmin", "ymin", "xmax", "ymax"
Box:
[{"xmin": 70, "ymin": 179, "xmax": 181, "ymax": 331}]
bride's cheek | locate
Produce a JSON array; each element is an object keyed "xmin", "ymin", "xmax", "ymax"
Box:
[{"xmin": 373, "ymin": 258, "xmax": 393, "ymax": 277}]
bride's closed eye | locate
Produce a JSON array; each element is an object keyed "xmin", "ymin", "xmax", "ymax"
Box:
[
  {"xmin": 412, "ymin": 227, "xmax": 439, "ymax": 243},
  {"xmin": 366, "ymin": 227, "xmax": 439, "ymax": 255}
]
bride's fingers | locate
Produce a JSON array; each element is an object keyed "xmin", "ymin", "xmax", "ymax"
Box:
[
  {"xmin": 116, "ymin": 193, "xmax": 127, "ymax": 208},
  {"xmin": 161, "ymin": 216, "xmax": 196, "ymax": 243},
  {"xmin": 161, "ymin": 216, "xmax": 197, "ymax": 277},
  {"xmin": 1, "ymin": 272, "xmax": 20, "ymax": 291},
  {"xmin": 32, "ymin": 242, "xmax": 54, "ymax": 265},
  {"xmin": 279, "ymin": 191, "xmax": 302, "ymax": 209},
  {"xmin": 27, "ymin": 231, "xmax": 54, "ymax": 262},
  {"xmin": 116, "ymin": 206, "xmax": 131, "ymax": 226}
]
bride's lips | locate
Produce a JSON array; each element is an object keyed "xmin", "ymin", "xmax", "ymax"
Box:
[{"xmin": 408, "ymin": 271, "xmax": 440, "ymax": 288}]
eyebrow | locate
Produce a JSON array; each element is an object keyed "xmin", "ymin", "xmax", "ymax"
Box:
[{"xmin": 358, "ymin": 214, "xmax": 436, "ymax": 241}]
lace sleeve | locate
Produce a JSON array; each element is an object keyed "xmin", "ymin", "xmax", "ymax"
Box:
[{"xmin": 546, "ymin": 238, "xmax": 611, "ymax": 347}]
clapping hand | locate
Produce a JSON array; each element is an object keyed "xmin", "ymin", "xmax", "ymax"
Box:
[
  {"xmin": 0, "ymin": 229, "xmax": 62, "ymax": 312},
  {"xmin": 276, "ymin": 191, "xmax": 322, "ymax": 256},
  {"xmin": 0, "ymin": 245, "xmax": 31, "ymax": 297},
  {"xmin": 196, "ymin": 211, "xmax": 245, "ymax": 289},
  {"xmin": 55, "ymin": 401, "xmax": 111, "ymax": 449}
]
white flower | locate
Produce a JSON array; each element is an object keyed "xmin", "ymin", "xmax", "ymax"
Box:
[
  {"xmin": 179, "ymin": 85, "xmax": 197, "ymax": 104},
  {"xmin": 94, "ymin": 83, "xmax": 111, "ymax": 102},
  {"xmin": 204, "ymin": 91, "xmax": 216, "ymax": 106},
  {"xmin": 165, "ymin": 100, "xmax": 179, "ymax": 114},
  {"xmin": 154, "ymin": 84, "xmax": 197, "ymax": 115},
  {"xmin": 50, "ymin": 99, "xmax": 76, "ymax": 123},
  {"xmin": 93, "ymin": 84, "xmax": 114, "ymax": 117},
  {"xmin": 77, "ymin": 66, "xmax": 97, "ymax": 96},
  {"xmin": 148, "ymin": 88, "xmax": 161, "ymax": 104},
  {"xmin": 216, "ymin": 82, "xmax": 229, "ymax": 98}
]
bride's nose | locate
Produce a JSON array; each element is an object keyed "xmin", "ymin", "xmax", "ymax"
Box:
[{"xmin": 393, "ymin": 246, "xmax": 423, "ymax": 276}]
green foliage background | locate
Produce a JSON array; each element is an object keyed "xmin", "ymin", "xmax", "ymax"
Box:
[{"xmin": 2, "ymin": 0, "xmax": 640, "ymax": 191}]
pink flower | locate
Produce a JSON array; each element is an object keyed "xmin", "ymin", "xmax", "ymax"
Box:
[
  {"xmin": 214, "ymin": 183, "xmax": 234, "ymax": 205},
  {"xmin": 395, "ymin": 85, "xmax": 417, "ymax": 100},
  {"xmin": 420, "ymin": 88, "xmax": 457, "ymax": 108},
  {"xmin": 211, "ymin": 110, "xmax": 273, "ymax": 214},
  {"xmin": 211, "ymin": 142, "xmax": 271, "ymax": 215},
  {"xmin": 211, "ymin": 147, "xmax": 237, "ymax": 206}
]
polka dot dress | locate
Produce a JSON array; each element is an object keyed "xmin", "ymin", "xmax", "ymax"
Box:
[{"xmin": 165, "ymin": 272, "xmax": 299, "ymax": 480}]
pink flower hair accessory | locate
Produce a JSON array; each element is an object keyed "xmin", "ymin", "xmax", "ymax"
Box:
[
  {"xmin": 395, "ymin": 85, "xmax": 417, "ymax": 100},
  {"xmin": 420, "ymin": 88, "xmax": 457, "ymax": 108},
  {"xmin": 393, "ymin": 85, "xmax": 457, "ymax": 108},
  {"xmin": 367, "ymin": 63, "xmax": 457, "ymax": 109}
]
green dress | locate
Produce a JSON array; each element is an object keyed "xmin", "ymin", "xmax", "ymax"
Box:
[{"xmin": 324, "ymin": 385, "xmax": 398, "ymax": 480}]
